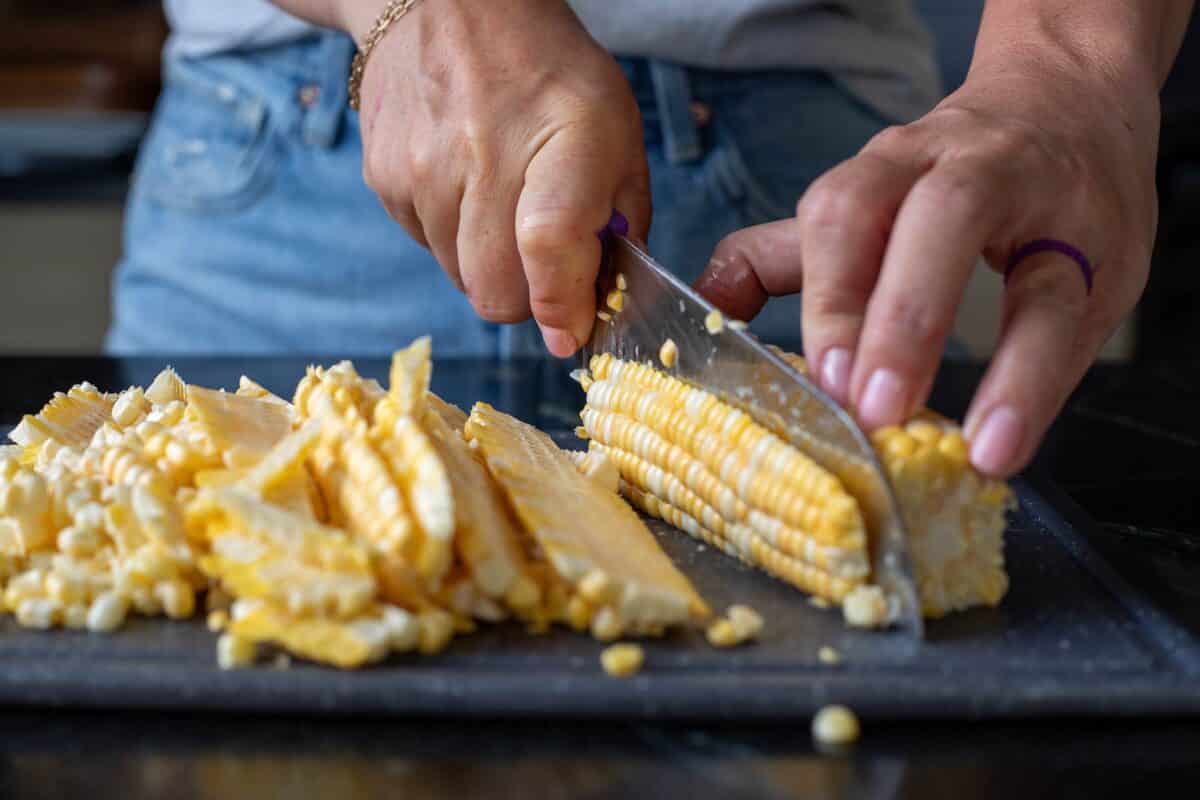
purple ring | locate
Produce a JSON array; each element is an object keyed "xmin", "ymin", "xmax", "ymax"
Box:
[
  {"xmin": 598, "ymin": 209, "xmax": 629, "ymax": 240},
  {"xmin": 1004, "ymin": 238, "xmax": 1094, "ymax": 295}
]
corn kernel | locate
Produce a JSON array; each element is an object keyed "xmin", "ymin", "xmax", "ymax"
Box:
[
  {"xmin": 566, "ymin": 595, "xmax": 593, "ymax": 631},
  {"xmin": 600, "ymin": 643, "xmax": 645, "ymax": 678},
  {"xmin": 817, "ymin": 645, "xmax": 841, "ymax": 665},
  {"xmin": 727, "ymin": 604, "xmax": 764, "ymax": 641},
  {"xmin": 16, "ymin": 597, "xmax": 59, "ymax": 629},
  {"xmin": 87, "ymin": 591, "xmax": 128, "ymax": 633},
  {"xmin": 596, "ymin": 310, "xmax": 612, "ymax": 322},
  {"xmin": 616, "ymin": 273, "xmax": 628, "ymax": 291},
  {"xmin": 155, "ymin": 580, "xmax": 196, "ymax": 620},
  {"xmin": 206, "ymin": 609, "xmax": 229, "ymax": 632},
  {"xmin": 578, "ymin": 570, "xmax": 616, "ymax": 605},
  {"xmin": 606, "ymin": 290, "xmax": 625, "ymax": 313},
  {"xmin": 704, "ymin": 310, "xmax": 724, "ymax": 334},
  {"xmin": 590, "ymin": 607, "xmax": 623, "ymax": 642},
  {"xmin": 727, "ymin": 319, "xmax": 748, "ymax": 331},
  {"xmin": 706, "ymin": 618, "xmax": 739, "ymax": 648},
  {"xmin": 658, "ymin": 338, "xmax": 678, "ymax": 369},
  {"xmin": 217, "ymin": 633, "xmax": 257, "ymax": 669},
  {"xmin": 812, "ymin": 705, "xmax": 860, "ymax": 746}
]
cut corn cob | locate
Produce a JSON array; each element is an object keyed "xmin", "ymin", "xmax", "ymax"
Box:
[
  {"xmin": 465, "ymin": 402, "xmax": 709, "ymax": 636},
  {"xmin": 420, "ymin": 397, "xmax": 536, "ymax": 611},
  {"xmin": 582, "ymin": 353, "xmax": 1011, "ymax": 624}
]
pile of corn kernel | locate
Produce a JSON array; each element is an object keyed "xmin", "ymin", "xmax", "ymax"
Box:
[{"xmin": 0, "ymin": 338, "xmax": 730, "ymax": 671}]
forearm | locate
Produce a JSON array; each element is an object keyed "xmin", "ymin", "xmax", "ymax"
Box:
[{"xmin": 972, "ymin": 0, "xmax": 1193, "ymax": 93}]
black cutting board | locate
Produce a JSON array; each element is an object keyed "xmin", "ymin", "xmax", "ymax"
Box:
[{"xmin": 0, "ymin": 358, "xmax": 1197, "ymax": 720}]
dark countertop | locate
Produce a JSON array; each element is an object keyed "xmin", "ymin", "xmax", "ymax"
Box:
[{"xmin": 1, "ymin": 355, "xmax": 1198, "ymax": 798}]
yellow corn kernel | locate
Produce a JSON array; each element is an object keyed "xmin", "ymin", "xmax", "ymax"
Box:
[
  {"xmin": 155, "ymin": 579, "xmax": 196, "ymax": 619},
  {"xmin": 600, "ymin": 643, "xmax": 645, "ymax": 678},
  {"xmin": 565, "ymin": 595, "xmax": 593, "ymax": 631},
  {"xmin": 606, "ymin": 290, "xmax": 625, "ymax": 313},
  {"xmin": 217, "ymin": 633, "xmax": 257, "ymax": 669},
  {"xmin": 727, "ymin": 604, "xmax": 764, "ymax": 641},
  {"xmin": 616, "ymin": 273, "xmax": 628, "ymax": 291},
  {"xmin": 704, "ymin": 310, "xmax": 724, "ymax": 334},
  {"xmin": 590, "ymin": 607, "xmax": 624, "ymax": 642},
  {"xmin": 658, "ymin": 338, "xmax": 678, "ymax": 369},
  {"xmin": 62, "ymin": 603, "xmax": 89, "ymax": 630},
  {"xmin": 207, "ymin": 609, "xmax": 229, "ymax": 632},
  {"xmin": 705, "ymin": 618, "xmax": 739, "ymax": 648},
  {"xmin": 812, "ymin": 705, "xmax": 860, "ymax": 746},
  {"xmin": 596, "ymin": 310, "xmax": 612, "ymax": 323}
]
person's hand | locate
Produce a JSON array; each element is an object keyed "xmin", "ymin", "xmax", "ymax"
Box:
[
  {"xmin": 348, "ymin": 0, "xmax": 650, "ymax": 356},
  {"xmin": 696, "ymin": 47, "xmax": 1160, "ymax": 478}
]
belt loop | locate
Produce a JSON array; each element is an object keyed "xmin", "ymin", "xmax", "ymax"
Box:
[
  {"xmin": 649, "ymin": 61, "xmax": 702, "ymax": 165},
  {"xmin": 302, "ymin": 32, "xmax": 355, "ymax": 148}
]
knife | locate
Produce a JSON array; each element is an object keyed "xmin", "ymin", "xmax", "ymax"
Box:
[{"xmin": 585, "ymin": 234, "xmax": 923, "ymax": 639}]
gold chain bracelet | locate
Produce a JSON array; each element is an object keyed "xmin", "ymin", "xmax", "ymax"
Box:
[{"xmin": 348, "ymin": 0, "xmax": 423, "ymax": 110}]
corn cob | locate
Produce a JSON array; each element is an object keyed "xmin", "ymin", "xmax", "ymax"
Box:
[
  {"xmin": 583, "ymin": 352, "xmax": 1011, "ymax": 623},
  {"xmin": 464, "ymin": 402, "xmax": 709, "ymax": 637}
]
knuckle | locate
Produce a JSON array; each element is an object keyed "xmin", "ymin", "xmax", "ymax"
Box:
[
  {"xmin": 864, "ymin": 124, "xmax": 920, "ymax": 156},
  {"xmin": 467, "ymin": 295, "xmax": 530, "ymax": 324},
  {"xmin": 529, "ymin": 296, "xmax": 577, "ymax": 330},
  {"xmin": 516, "ymin": 213, "xmax": 589, "ymax": 258},
  {"xmin": 914, "ymin": 167, "xmax": 991, "ymax": 226},
  {"xmin": 876, "ymin": 295, "xmax": 950, "ymax": 350},
  {"xmin": 798, "ymin": 180, "xmax": 860, "ymax": 238}
]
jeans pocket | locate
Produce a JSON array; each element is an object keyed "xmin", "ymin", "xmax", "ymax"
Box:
[{"xmin": 138, "ymin": 57, "xmax": 276, "ymax": 214}]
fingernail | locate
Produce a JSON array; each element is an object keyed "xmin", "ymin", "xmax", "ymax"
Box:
[
  {"xmin": 819, "ymin": 348, "xmax": 852, "ymax": 406},
  {"xmin": 969, "ymin": 406, "xmax": 1024, "ymax": 476},
  {"xmin": 539, "ymin": 325, "xmax": 578, "ymax": 358},
  {"xmin": 857, "ymin": 368, "xmax": 908, "ymax": 430}
]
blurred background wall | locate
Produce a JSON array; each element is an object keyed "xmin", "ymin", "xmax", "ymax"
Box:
[{"xmin": 0, "ymin": 1, "xmax": 1195, "ymax": 357}]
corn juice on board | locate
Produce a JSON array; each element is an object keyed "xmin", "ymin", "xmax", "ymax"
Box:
[{"xmin": 0, "ymin": 356, "xmax": 1197, "ymax": 718}]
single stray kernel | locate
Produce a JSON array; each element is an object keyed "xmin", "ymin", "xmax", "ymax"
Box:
[
  {"xmin": 597, "ymin": 310, "xmax": 613, "ymax": 323},
  {"xmin": 808, "ymin": 596, "xmax": 831, "ymax": 610},
  {"xmin": 605, "ymin": 290, "xmax": 625, "ymax": 313},
  {"xmin": 704, "ymin": 309, "xmax": 724, "ymax": 334},
  {"xmin": 705, "ymin": 618, "xmax": 740, "ymax": 648},
  {"xmin": 726, "ymin": 604, "xmax": 764, "ymax": 641},
  {"xmin": 812, "ymin": 705, "xmax": 860, "ymax": 746},
  {"xmin": 601, "ymin": 643, "xmax": 645, "ymax": 677},
  {"xmin": 206, "ymin": 609, "xmax": 229, "ymax": 632},
  {"xmin": 842, "ymin": 586, "xmax": 889, "ymax": 628},
  {"xmin": 817, "ymin": 645, "xmax": 841, "ymax": 665},
  {"xmin": 575, "ymin": 426, "xmax": 590, "ymax": 440},
  {"xmin": 727, "ymin": 319, "xmax": 748, "ymax": 331},
  {"xmin": 616, "ymin": 273, "xmax": 628, "ymax": 291},
  {"xmin": 658, "ymin": 338, "xmax": 679, "ymax": 369}
]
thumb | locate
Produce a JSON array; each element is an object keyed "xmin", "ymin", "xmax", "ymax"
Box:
[{"xmin": 694, "ymin": 219, "xmax": 806, "ymax": 322}]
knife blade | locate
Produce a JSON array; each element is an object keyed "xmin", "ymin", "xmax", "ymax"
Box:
[{"xmin": 585, "ymin": 235, "xmax": 923, "ymax": 639}]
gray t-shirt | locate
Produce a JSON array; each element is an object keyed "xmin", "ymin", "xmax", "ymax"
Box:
[{"xmin": 163, "ymin": 0, "xmax": 941, "ymax": 122}]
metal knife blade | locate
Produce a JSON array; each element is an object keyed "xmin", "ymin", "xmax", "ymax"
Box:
[{"xmin": 585, "ymin": 235, "xmax": 923, "ymax": 640}]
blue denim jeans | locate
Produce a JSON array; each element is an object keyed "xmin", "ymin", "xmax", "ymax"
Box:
[{"xmin": 107, "ymin": 32, "xmax": 895, "ymax": 356}]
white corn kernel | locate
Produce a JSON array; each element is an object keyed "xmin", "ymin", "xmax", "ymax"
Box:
[
  {"xmin": 155, "ymin": 580, "xmax": 195, "ymax": 620},
  {"xmin": 112, "ymin": 387, "xmax": 149, "ymax": 428},
  {"xmin": 16, "ymin": 598, "xmax": 59, "ymax": 629},
  {"xmin": 87, "ymin": 591, "xmax": 129, "ymax": 632},
  {"xmin": 812, "ymin": 705, "xmax": 860, "ymax": 746},
  {"xmin": 818, "ymin": 646, "xmax": 842, "ymax": 665},
  {"xmin": 206, "ymin": 609, "xmax": 229, "ymax": 632}
]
